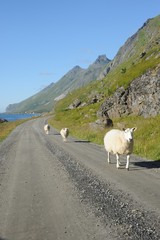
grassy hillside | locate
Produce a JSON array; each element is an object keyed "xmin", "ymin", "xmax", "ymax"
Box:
[
  {"xmin": 6, "ymin": 56, "xmax": 110, "ymax": 113},
  {"xmin": 49, "ymin": 113, "xmax": 160, "ymax": 160},
  {"xmin": 49, "ymin": 16, "xmax": 160, "ymax": 161},
  {"xmin": 3, "ymin": 16, "xmax": 159, "ymax": 161},
  {"xmin": 49, "ymin": 48, "xmax": 160, "ymax": 160}
]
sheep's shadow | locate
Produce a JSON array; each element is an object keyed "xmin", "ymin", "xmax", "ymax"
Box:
[
  {"xmin": 133, "ymin": 159, "xmax": 160, "ymax": 169},
  {"xmin": 74, "ymin": 140, "xmax": 90, "ymax": 143}
]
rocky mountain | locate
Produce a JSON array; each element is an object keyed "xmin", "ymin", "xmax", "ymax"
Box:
[
  {"xmin": 98, "ymin": 15, "xmax": 160, "ymax": 80},
  {"xmin": 97, "ymin": 65, "xmax": 160, "ymax": 121},
  {"xmin": 96, "ymin": 16, "xmax": 160, "ymax": 125},
  {"xmin": 58, "ymin": 15, "xmax": 160, "ymax": 129},
  {"xmin": 6, "ymin": 55, "xmax": 110, "ymax": 113},
  {"xmin": 6, "ymin": 15, "xmax": 160, "ymax": 115}
]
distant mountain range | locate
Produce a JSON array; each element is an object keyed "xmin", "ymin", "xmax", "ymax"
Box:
[
  {"xmin": 6, "ymin": 55, "xmax": 110, "ymax": 113},
  {"xmin": 6, "ymin": 15, "xmax": 160, "ymax": 113}
]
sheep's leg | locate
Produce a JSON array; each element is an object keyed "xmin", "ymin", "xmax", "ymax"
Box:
[
  {"xmin": 116, "ymin": 154, "xmax": 120, "ymax": 169},
  {"xmin": 107, "ymin": 152, "xmax": 111, "ymax": 164},
  {"xmin": 126, "ymin": 155, "xmax": 130, "ymax": 170},
  {"xmin": 116, "ymin": 154, "xmax": 121, "ymax": 167}
]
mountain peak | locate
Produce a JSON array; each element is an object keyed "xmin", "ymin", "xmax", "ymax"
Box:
[
  {"xmin": 68, "ymin": 65, "xmax": 83, "ymax": 74},
  {"xmin": 72, "ymin": 65, "xmax": 82, "ymax": 70},
  {"xmin": 94, "ymin": 55, "xmax": 111, "ymax": 65}
]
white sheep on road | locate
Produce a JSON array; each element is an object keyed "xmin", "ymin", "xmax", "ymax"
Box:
[
  {"xmin": 44, "ymin": 124, "xmax": 50, "ymax": 135},
  {"xmin": 104, "ymin": 128, "xmax": 136, "ymax": 170},
  {"xmin": 60, "ymin": 128, "xmax": 69, "ymax": 142}
]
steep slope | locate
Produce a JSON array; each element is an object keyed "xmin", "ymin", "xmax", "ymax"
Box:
[
  {"xmin": 98, "ymin": 65, "xmax": 160, "ymax": 120},
  {"xmin": 47, "ymin": 16, "xmax": 160, "ymax": 161},
  {"xmin": 98, "ymin": 15, "xmax": 160, "ymax": 80},
  {"xmin": 6, "ymin": 15, "xmax": 160, "ymax": 114},
  {"xmin": 6, "ymin": 55, "xmax": 110, "ymax": 113},
  {"xmin": 50, "ymin": 15, "xmax": 160, "ymax": 129},
  {"xmin": 96, "ymin": 16, "xmax": 160, "ymax": 120}
]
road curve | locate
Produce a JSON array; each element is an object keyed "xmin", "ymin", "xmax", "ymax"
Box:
[{"xmin": 0, "ymin": 117, "xmax": 159, "ymax": 240}]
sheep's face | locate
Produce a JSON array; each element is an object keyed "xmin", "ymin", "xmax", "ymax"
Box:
[{"xmin": 124, "ymin": 128, "xmax": 136, "ymax": 142}]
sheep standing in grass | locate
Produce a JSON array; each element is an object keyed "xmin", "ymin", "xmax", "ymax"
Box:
[
  {"xmin": 60, "ymin": 128, "xmax": 69, "ymax": 142},
  {"xmin": 104, "ymin": 128, "xmax": 136, "ymax": 170},
  {"xmin": 44, "ymin": 124, "xmax": 50, "ymax": 135}
]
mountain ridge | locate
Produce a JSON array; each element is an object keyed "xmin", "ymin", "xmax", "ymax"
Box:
[
  {"xmin": 6, "ymin": 55, "xmax": 110, "ymax": 113},
  {"xmin": 6, "ymin": 15, "xmax": 160, "ymax": 113}
]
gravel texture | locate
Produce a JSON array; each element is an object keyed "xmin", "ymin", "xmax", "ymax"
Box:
[
  {"xmin": 0, "ymin": 119, "xmax": 159, "ymax": 240},
  {"xmin": 46, "ymin": 138, "xmax": 160, "ymax": 240}
]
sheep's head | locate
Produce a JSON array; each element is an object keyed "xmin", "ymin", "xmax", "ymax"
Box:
[
  {"xmin": 123, "ymin": 127, "xmax": 137, "ymax": 143},
  {"xmin": 62, "ymin": 128, "xmax": 69, "ymax": 137}
]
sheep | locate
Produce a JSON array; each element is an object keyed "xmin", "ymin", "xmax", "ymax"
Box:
[
  {"xmin": 60, "ymin": 128, "xmax": 69, "ymax": 142},
  {"xmin": 44, "ymin": 124, "xmax": 50, "ymax": 134},
  {"xmin": 104, "ymin": 128, "xmax": 136, "ymax": 170}
]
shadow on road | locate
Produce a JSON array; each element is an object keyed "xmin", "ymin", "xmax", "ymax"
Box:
[
  {"xmin": 133, "ymin": 160, "xmax": 160, "ymax": 169},
  {"xmin": 74, "ymin": 140, "xmax": 90, "ymax": 143}
]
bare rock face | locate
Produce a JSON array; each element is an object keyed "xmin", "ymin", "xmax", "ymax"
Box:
[
  {"xmin": 68, "ymin": 99, "xmax": 82, "ymax": 109},
  {"xmin": 98, "ymin": 65, "xmax": 160, "ymax": 119}
]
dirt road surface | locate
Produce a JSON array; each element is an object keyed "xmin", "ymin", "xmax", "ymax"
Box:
[{"xmin": 0, "ymin": 118, "xmax": 159, "ymax": 240}]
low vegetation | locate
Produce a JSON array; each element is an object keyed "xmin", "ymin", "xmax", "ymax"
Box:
[
  {"xmin": 50, "ymin": 112, "xmax": 160, "ymax": 161},
  {"xmin": 0, "ymin": 120, "xmax": 26, "ymax": 142},
  {"xmin": 1, "ymin": 17, "xmax": 160, "ymax": 161},
  {"xmin": 49, "ymin": 54, "xmax": 160, "ymax": 161},
  {"xmin": 0, "ymin": 115, "xmax": 41, "ymax": 142},
  {"xmin": 1, "ymin": 53, "xmax": 159, "ymax": 161},
  {"xmin": 1, "ymin": 113, "xmax": 159, "ymax": 161}
]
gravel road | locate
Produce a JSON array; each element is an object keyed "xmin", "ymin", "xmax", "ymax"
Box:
[{"xmin": 0, "ymin": 117, "xmax": 159, "ymax": 240}]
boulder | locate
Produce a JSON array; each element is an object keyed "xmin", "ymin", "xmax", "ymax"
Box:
[
  {"xmin": 0, "ymin": 118, "xmax": 8, "ymax": 123},
  {"xmin": 68, "ymin": 99, "xmax": 82, "ymax": 109}
]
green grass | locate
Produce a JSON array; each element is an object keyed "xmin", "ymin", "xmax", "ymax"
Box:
[
  {"xmin": 114, "ymin": 116, "xmax": 160, "ymax": 160},
  {"xmin": 0, "ymin": 116, "xmax": 41, "ymax": 142},
  {"xmin": 2, "ymin": 30, "xmax": 159, "ymax": 161},
  {"xmin": 0, "ymin": 120, "xmax": 26, "ymax": 142},
  {"xmin": 1, "ymin": 113, "xmax": 159, "ymax": 161},
  {"xmin": 49, "ymin": 53, "xmax": 160, "ymax": 161},
  {"xmin": 49, "ymin": 113, "xmax": 160, "ymax": 160},
  {"xmin": 54, "ymin": 50, "xmax": 160, "ymax": 115}
]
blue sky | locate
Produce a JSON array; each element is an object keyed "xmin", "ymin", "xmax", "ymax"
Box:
[{"xmin": 0, "ymin": 0, "xmax": 159, "ymax": 112}]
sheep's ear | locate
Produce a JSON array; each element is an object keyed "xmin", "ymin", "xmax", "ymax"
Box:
[
  {"xmin": 132, "ymin": 127, "xmax": 137, "ymax": 131},
  {"xmin": 122, "ymin": 128, "xmax": 126, "ymax": 131}
]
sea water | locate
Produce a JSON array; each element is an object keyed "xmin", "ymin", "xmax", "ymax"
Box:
[{"xmin": 0, "ymin": 113, "xmax": 41, "ymax": 122}]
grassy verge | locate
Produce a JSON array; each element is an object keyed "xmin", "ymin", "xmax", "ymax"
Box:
[
  {"xmin": 1, "ymin": 113, "xmax": 159, "ymax": 161},
  {"xmin": 0, "ymin": 120, "xmax": 27, "ymax": 142},
  {"xmin": 113, "ymin": 115, "xmax": 160, "ymax": 160},
  {"xmin": 0, "ymin": 113, "xmax": 46, "ymax": 142},
  {"xmin": 49, "ymin": 54, "xmax": 160, "ymax": 161},
  {"xmin": 49, "ymin": 113, "xmax": 160, "ymax": 161},
  {"xmin": 0, "ymin": 114, "xmax": 44, "ymax": 142}
]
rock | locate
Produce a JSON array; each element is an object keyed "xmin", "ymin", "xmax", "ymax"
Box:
[
  {"xmin": 140, "ymin": 52, "xmax": 146, "ymax": 58},
  {"xmin": 96, "ymin": 109, "xmax": 113, "ymax": 128},
  {"xmin": 0, "ymin": 118, "xmax": 8, "ymax": 123},
  {"xmin": 68, "ymin": 99, "xmax": 82, "ymax": 109},
  {"xmin": 98, "ymin": 66, "xmax": 160, "ymax": 118}
]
